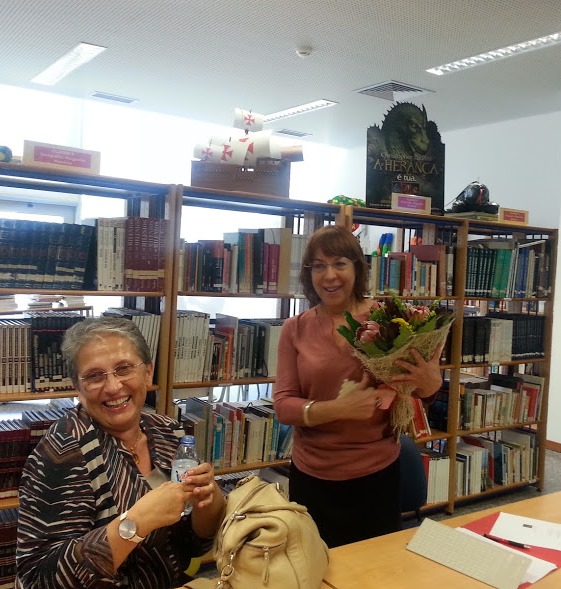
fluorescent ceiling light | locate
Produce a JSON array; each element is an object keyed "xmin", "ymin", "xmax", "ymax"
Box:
[
  {"xmin": 427, "ymin": 32, "xmax": 561, "ymax": 76},
  {"xmin": 264, "ymin": 99, "xmax": 337, "ymax": 122},
  {"xmin": 31, "ymin": 42, "xmax": 107, "ymax": 86}
]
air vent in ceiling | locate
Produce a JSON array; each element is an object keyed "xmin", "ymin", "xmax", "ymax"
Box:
[
  {"xmin": 355, "ymin": 80, "xmax": 434, "ymax": 101},
  {"xmin": 275, "ymin": 128, "xmax": 312, "ymax": 138},
  {"xmin": 90, "ymin": 91, "xmax": 138, "ymax": 104}
]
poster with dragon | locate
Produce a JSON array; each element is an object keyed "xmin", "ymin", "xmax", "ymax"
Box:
[{"xmin": 366, "ymin": 103, "xmax": 445, "ymax": 214}]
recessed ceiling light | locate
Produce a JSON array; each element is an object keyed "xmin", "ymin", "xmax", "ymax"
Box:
[
  {"xmin": 31, "ymin": 42, "xmax": 106, "ymax": 86},
  {"xmin": 427, "ymin": 32, "xmax": 561, "ymax": 76},
  {"xmin": 264, "ymin": 99, "xmax": 337, "ymax": 122},
  {"xmin": 90, "ymin": 91, "xmax": 138, "ymax": 104}
]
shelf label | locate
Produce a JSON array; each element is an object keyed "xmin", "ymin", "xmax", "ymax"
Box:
[
  {"xmin": 498, "ymin": 207, "xmax": 529, "ymax": 225},
  {"xmin": 23, "ymin": 140, "xmax": 100, "ymax": 174},
  {"xmin": 391, "ymin": 192, "xmax": 432, "ymax": 215}
]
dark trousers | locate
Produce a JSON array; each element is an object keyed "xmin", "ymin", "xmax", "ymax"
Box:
[{"xmin": 289, "ymin": 458, "xmax": 402, "ymax": 548}]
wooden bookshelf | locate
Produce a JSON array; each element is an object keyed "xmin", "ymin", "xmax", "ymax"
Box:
[{"xmin": 347, "ymin": 204, "xmax": 556, "ymax": 514}]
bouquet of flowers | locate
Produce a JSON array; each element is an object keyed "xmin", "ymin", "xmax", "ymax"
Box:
[{"xmin": 337, "ymin": 297, "xmax": 454, "ymax": 436}]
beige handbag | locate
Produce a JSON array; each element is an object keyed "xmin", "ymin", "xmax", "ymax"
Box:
[{"xmin": 201, "ymin": 474, "xmax": 329, "ymax": 589}]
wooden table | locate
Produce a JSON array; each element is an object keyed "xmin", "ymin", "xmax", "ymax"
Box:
[{"xmin": 323, "ymin": 491, "xmax": 561, "ymax": 589}]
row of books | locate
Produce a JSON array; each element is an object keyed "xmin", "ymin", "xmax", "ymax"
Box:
[
  {"xmin": 419, "ymin": 448, "xmax": 450, "ymax": 503},
  {"xmin": 0, "ymin": 401, "xmax": 74, "ymax": 498},
  {"xmin": 461, "ymin": 313, "xmax": 545, "ymax": 364},
  {"xmin": 176, "ymin": 397, "xmax": 293, "ymax": 469},
  {"xmin": 174, "ymin": 313, "xmax": 284, "ymax": 383},
  {"xmin": 460, "ymin": 372, "xmax": 544, "ymax": 430},
  {"xmin": 0, "ymin": 216, "xmax": 169, "ymax": 293},
  {"xmin": 0, "ymin": 508, "xmax": 17, "ymax": 589},
  {"xmin": 0, "ymin": 309, "xmax": 160, "ymax": 395},
  {"xmin": 366, "ymin": 243, "xmax": 454, "ymax": 298},
  {"xmin": 102, "ymin": 307, "xmax": 161, "ymax": 365},
  {"xmin": 178, "ymin": 228, "xmax": 307, "ymax": 296},
  {"xmin": 95, "ymin": 216, "xmax": 169, "ymax": 292},
  {"xmin": 0, "ymin": 313, "xmax": 85, "ymax": 394},
  {"xmin": 465, "ymin": 237, "xmax": 551, "ymax": 299},
  {"xmin": 0, "ymin": 219, "xmax": 95, "ymax": 291},
  {"xmin": 456, "ymin": 429, "xmax": 538, "ymax": 495}
]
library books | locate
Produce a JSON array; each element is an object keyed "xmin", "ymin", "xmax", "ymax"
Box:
[
  {"xmin": 464, "ymin": 237, "xmax": 551, "ymax": 299},
  {"xmin": 0, "ymin": 419, "xmax": 30, "ymax": 499},
  {"xmin": 174, "ymin": 310, "xmax": 211, "ymax": 383},
  {"xmin": 410, "ymin": 397, "xmax": 431, "ymax": 439},
  {"xmin": 0, "ymin": 215, "xmax": 167, "ymax": 293},
  {"xmin": 0, "ymin": 319, "xmax": 31, "ymax": 394},
  {"xmin": 176, "ymin": 398, "xmax": 291, "ymax": 468},
  {"xmin": 172, "ymin": 313, "xmax": 284, "ymax": 384},
  {"xmin": 121, "ymin": 217, "xmax": 168, "ymax": 292},
  {"xmin": 2, "ymin": 312, "xmax": 85, "ymax": 393},
  {"xmin": 368, "ymin": 243, "xmax": 454, "ymax": 297},
  {"xmin": 102, "ymin": 307, "xmax": 162, "ymax": 364},
  {"xmin": 0, "ymin": 219, "xmax": 95, "ymax": 290},
  {"xmin": 459, "ymin": 371, "xmax": 543, "ymax": 430},
  {"xmin": 179, "ymin": 226, "xmax": 299, "ymax": 296},
  {"xmin": 460, "ymin": 314, "xmax": 545, "ymax": 366},
  {"xmin": 419, "ymin": 448, "xmax": 450, "ymax": 503},
  {"xmin": 0, "ymin": 507, "xmax": 17, "ymax": 589}
]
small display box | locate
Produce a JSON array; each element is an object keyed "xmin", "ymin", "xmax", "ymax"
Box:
[{"xmin": 191, "ymin": 159, "xmax": 290, "ymax": 198}]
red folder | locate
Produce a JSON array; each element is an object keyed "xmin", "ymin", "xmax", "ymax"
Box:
[{"xmin": 460, "ymin": 512, "xmax": 561, "ymax": 588}]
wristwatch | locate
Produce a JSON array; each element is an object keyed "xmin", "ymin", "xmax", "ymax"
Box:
[{"xmin": 118, "ymin": 511, "xmax": 145, "ymax": 543}]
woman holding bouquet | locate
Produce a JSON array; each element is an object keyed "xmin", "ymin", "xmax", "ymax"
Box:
[{"xmin": 273, "ymin": 224, "xmax": 444, "ymax": 548}]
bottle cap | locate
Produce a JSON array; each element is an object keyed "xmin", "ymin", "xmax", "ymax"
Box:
[{"xmin": 180, "ymin": 435, "xmax": 196, "ymax": 445}]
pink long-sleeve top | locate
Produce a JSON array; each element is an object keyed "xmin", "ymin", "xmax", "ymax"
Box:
[{"xmin": 273, "ymin": 307, "xmax": 399, "ymax": 481}]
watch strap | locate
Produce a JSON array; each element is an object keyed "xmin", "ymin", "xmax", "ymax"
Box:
[{"xmin": 119, "ymin": 510, "xmax": 146, "ymax": 543}]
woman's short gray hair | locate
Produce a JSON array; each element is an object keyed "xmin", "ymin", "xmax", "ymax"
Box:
[{"xmin": 61, "ymin": 316, "xmax": 152, "ymax": 385}]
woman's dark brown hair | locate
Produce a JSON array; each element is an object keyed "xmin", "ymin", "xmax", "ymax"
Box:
[{"xmin": 300, "ymin": 224, "xmax": 369, "ymax": 306}]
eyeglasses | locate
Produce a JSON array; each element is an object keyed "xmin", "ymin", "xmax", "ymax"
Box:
[
  {"xmin": 304, "ymin": 259, "xmax": 355, "ymax": 274},
  {"xmin": 78, "ymin": 362, "xmax": 145, "ymax": 389}
]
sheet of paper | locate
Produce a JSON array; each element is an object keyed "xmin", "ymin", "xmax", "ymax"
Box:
[
  {"xmin": 492, "ymin": 513, "xmax": 561, "ymax": 551},
  {"xmin": 458, "ymin": 527, "xmax": 557, "ymax": 584}
]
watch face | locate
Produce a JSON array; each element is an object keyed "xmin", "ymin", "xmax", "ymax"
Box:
[{"xmin": 119, "ymin": 518, "xmax": 137, "ymax": 540}]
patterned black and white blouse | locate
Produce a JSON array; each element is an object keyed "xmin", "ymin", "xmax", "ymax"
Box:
[{"xmin": 16, "ymin": 405, "xmax": 211, "ymax": 588}]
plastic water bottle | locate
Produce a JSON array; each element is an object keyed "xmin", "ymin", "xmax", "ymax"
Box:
[{"xmin": 171, "ymin": 435, "xmax": 199, "ymax": 515}]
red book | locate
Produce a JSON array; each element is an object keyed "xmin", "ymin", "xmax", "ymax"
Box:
[{"xmin": 410, "ymin": 397, "xmax": 430, "ymax": 439}]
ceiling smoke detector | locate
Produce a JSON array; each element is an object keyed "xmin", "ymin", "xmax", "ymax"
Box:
[{"xmin": 296, "ymin": 47, "xmax": 313, "ymax": 59}]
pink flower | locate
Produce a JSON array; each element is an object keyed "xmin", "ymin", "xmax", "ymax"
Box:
[
  {"xmin": 407, "ymin": 305, "xmax": 431, "ymax": 324},
  {"xmin": 357, "ymin": 321, "xmax": 381, "ymax": 343}
]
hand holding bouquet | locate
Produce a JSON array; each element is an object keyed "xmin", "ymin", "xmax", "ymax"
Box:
[{"xmin": 337, "ymin": 297, "xmax": 454, "ymax": 436}]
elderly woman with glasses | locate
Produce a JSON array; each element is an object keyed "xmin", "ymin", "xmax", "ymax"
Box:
[
  {"xmin": 16, "ymin": 317, "xmax": 225, "ymax": 589},
  {"xmin": 273, "ymin": 225, "xmax": 444, "ymax": 548}
]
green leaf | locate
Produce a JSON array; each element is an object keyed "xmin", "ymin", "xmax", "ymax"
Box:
[
  {"xmin": 343, "ymin": 310, "xmax": 362, "ymax": 333},
  {"xmin": 336, "ymin": 325, "xmax": 356, "ymax": 346},
  {"xmin": 416, "ymin": 315, "xmax": 439, "ymax": 333},
  {"xmin": 357, "ymin": 341, "xmax": 386, "ymax": 356},
  {"xmin": 392, "ymin": 326, "xmax": 412, "ymax": 349}
]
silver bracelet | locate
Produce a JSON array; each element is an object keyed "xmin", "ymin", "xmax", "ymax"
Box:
[{"xmin": 303, "ymin": 400, "xmax": 316, "ymax": 427}]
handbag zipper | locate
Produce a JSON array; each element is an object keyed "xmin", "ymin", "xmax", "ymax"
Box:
[{"xmin": 262, "ymin": 547, "xmax": 269, "ymax": 585}]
